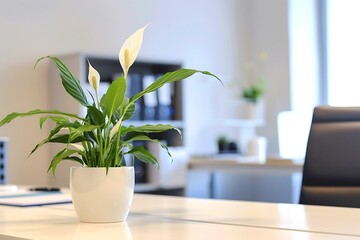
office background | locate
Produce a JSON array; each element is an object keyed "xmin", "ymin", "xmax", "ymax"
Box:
[{"xmin": 0, "ymin": 0, "xmax": 290, "ymax": 185}]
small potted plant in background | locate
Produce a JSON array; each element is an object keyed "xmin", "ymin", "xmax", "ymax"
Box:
[
  {"xmin": 217, "ymin": 135, "xmax": 239, "ymax": 154},
  {"xmin": 242, "ymin": 79, "xmax": 265, "ymax": 103},
  {"xmin": 241, "ymin": 52, "xmax": 267, "ymax": 120},
  {"xmin": 217, "ymin": 135, "xmax": 228, "ymax": 153},
  {"xmin": 241, "ymin": 79, "xmax": 265, "ymax": 121},
  {"xmin": 0, "ymin": 25, "xmax": 221, "ymax": 223}
]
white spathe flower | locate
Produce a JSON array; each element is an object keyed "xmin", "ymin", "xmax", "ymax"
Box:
[
  {"xmin": 88, "ymin": 63, "xmax": 100, "ymax": 93},
  {"xmin": 71, "ymin": 143, "xmax": 84, "ymax": 151},
  {"xmin": 109, "ymin": 120, "xmax": 122, "ymax": 140},
  {"xmin": 119, "ymin": 25, "xmax": 147, "ymax": 78}
]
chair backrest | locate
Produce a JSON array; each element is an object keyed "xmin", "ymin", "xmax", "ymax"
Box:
[{"xmin": 299, "ymin": 106, "xmax": 360, "ymax": 208}]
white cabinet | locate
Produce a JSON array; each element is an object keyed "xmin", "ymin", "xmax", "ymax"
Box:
[{"xmin": 186, "ymin": 158, "xmax": 303, "ymax": 203}]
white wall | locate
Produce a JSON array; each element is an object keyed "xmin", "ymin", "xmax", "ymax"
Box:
[
  {"xmin": 248, "ymin": 0, "xmax": 291, "ymax": 154},
  {"xmin": 0, "ymin": 0, "xmax": 290, "ymax": 185}
]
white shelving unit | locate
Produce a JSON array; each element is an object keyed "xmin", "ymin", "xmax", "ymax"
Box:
[
  {"xmin": 229, "ymin": 119, "xmax": 264, "ymax": 156},
  {"xmin": 124, "ymin": 120, "xmax": 184, "ymax": 129},
  {"xmin": 222, "ymin": 119, "xmax": 264, "ymax": 127}
]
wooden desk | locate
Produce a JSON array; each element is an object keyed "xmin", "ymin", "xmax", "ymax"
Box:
[{"xmin": 0, "ymin": 194, "xmax": 359, "ymax": 239}]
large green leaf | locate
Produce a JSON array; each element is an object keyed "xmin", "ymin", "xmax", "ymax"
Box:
[
  {"xmin": 29, "ymin": 121, "xmax": 83, "ymax": 156},
  {"xmin": 39, "ymin": 116, "xmax": 70, "ymax": 129},
  {"xmin": 47, "ymin": 121, "xmax": 81, "ymax": 141},
  {"xmin": 123, "ymin": 132, "xmax": 173, "ymax": 160},
  {"xmin": 27, "ymin": 122, "xmax": 77, "ymax": 155},
  {"xmin": 121, "ymin": 124, "xmax": 181, "ymax": 136},
  {"xmin": 29, "ymin": 134, "xmax": 89, "ymax": 157},
  {"xmin": 105, "ymin": 144, "xmax": 118, "ymax": 169},
  {"xmin": 110, "ymin": 98, "xmax": 135, "ymax": 125},
  {"xmin": 28, "ymin": 138, "xmax": 50, "ymax": 157},
  {"xmin": 103, "ymin": 76, "xmax": 126, "ymax": 118},
  {"xmin": 48, "ymin": 149, "xmax": 83, "ymax": 175},
  {"xmin": 123, "ymin": 102, "xmax": 135, "ymax": 121},
  {"xmin": 125, "ymin": 146, "xmax": 159, "ymax": 166},
  {"xmin": 86, "ymin": 105, "xmax": 105, "ymax": 126},
  {"xmin": 0, "ymin": 109, "xmax": 85, "ymax": 127},
  {"xmin": 69, "ymin": 124, "xmax": 99, "ymax": 143},
  {"xmin": 36, "ymin": 56, "xmax": 89, "ymax": 106},
  {"xmin": 121, "ymin": 97, "xmax": 135, "ymax": 121},
  {"xmin": 49, "ymin": 134, "xmax": 90, "ymax": 144},
  {"xmin": 128, "ymin": 69, "xmax": 221, "ymax": 109}
]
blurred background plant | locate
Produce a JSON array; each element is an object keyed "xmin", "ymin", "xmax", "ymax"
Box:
[{"xmin": 241, "ymin": 51, "xmax": 268, "ymax": 103}]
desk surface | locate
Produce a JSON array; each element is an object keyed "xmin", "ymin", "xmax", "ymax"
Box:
[
  {"xmin": 188, "ymin": 156, "xmax": 303, "ymax": 171},
  {"xmin": 1, "ymin": 194, "xmax": 360, "ymax": 240}
]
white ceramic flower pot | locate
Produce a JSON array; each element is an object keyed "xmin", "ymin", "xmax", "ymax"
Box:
[
  {"xmin": 242, "ymin": 99, "xmax": 265, "ymax": 121},
  {"xmin": 70, "ymin": 166, "xmax": 134, "ymax": 223}
]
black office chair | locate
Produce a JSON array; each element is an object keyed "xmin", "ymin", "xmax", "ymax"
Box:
[{"xmin": 299, "ymin": 106, "xmax": 360, "ymax": 208}]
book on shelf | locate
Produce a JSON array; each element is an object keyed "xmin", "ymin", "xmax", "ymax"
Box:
[
  {"xmin": 142, "ymin": 75, "xmax": 158, "ymax": 121},
  {"xmin": 127, "ymin": 73, "xmax": 143, "ymax": 120},
  {"xmin": 157, "ymin": 75, "xmax": 173, "ymax": 120}
]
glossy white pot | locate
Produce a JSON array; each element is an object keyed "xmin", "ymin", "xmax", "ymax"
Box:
[{"xmin": 70, "ymin": 166, "xmax": 134, "ymax": 223}]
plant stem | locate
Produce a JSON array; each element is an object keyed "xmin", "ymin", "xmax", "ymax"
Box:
[
  {"xmin": 113, "ymin": 115, "xmax": 125, "ymax": 166},
  {"xmin": 97, "ymin": 128, "xmax": 104, "ymax": 167}
]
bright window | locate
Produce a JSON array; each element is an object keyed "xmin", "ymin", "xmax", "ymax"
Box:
[
  {"xmin": 280, "ymin": 0, "xmax": 319, "ymax": 160},
  {"xmin": 327, "ymin": 0, "xmax": 360, "ymax": 106}
]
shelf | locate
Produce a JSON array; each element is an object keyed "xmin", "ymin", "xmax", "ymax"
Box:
[
  {"xmin": 124, "ymin": 120, "xmax": 184, "ymax": 129},
  {"xmin": 217, "ymin": 119, "xmax": 264, "ymax": 127}
]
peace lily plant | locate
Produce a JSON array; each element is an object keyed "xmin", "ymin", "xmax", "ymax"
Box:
[{"xmin": 0, "ymin": 25, "xmax": 220, "ymax": 175}]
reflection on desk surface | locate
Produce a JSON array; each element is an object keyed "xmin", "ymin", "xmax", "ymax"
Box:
[
  {"xmin": 186, "ymin": 155, "xmax": 303, "ymax": 204},
  {"xmin": 0, "ymin": 194, "xmax": 360, "ymax": 240}
]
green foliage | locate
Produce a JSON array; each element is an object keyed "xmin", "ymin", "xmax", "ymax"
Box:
[
  {"xmin": 103, "ymin": 76, "xmax": 126, "ymax": 118},
  {"xmin": 217, "ymin": 135, "xmax": 227, "ymax": 145},
  {"xmin": 36, "ymin": 56, "xmax": 89, "ymax": 107},
  {"xmin": 0, "ymin": 57, "xmax": 221, "ymax": 175},
  {"xmin": 242, "ymin": 79, "xmax": 265, "ymax": 103}
]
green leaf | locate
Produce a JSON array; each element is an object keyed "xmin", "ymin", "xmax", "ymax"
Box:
[
  {"xmin": 86, "ymin": 105, "xmax": 105, "ymax": 125},
  {"xmin": 29, "ymin": 124, "xmax": 65, "ymax": 156},
  {"xmin": 121, "ymin": 97, "xmax": 135, "ymax": 121},
  {"xmin": 29, "ymin": 121, "xmax": 83, "ymax": 156},
  {"xmin": 123, "ymin": 132, "xmax": 173, "ymax": 160},
  {"xmin": 28, "ymin": 138, "xmax": 50, "ymax": 157},
  {"xmin": 110, "ymin": 98, "xmax": 135, "ymax": 125},
  {"xmin": 69, "ymin": 124, "xmax": 99, "ymax": 143},
  {"xmin": 103, "ymin": 76, "xmax": 126, "ymax": 118},
  {"xmin": 48, "ymin": 149, "xmax": 83, "ymax": 176},
  {"xmin": 39, "ymin": 116, "xmax": 70, "ymax": 129},
  {"xmin": 121, "ymin": 124, "xmax": 181, "ymax": 136},
  {"xmin": 0, "ymin": 109, "xmax": 85, "ymax": 127},
  {"xmin": 105, "ymin": 145, "xmax": 118, "ymax": 168},
  {"xmin": 128, "ymin": 69, "xmax": 221, "ymax": 109},
  {"xmin": 36, "ymin": 56, "xmax": 89, "ymax": 106},
  {"xmin": 29, "ymin": 133, "xmax": 89, "ymax": 158},
  {"xmin": 242, "ymin": 79, "xmax": 265, "ymax": 102},
  {"xmin": 49, "ymin": 134, "xmax": 90, "ymax": 144},
  {"xmin": 125, "ymin": 146, "xmax": 159, "ymax": 166},
  {"xmin": 123, "ymin": 132, "xmax": 148, "ymax": 141},
  {"xmin": 47, "ymin": 122, "xmax": 80, "ymax": 141},
  {"xmin": 66, "ymin": 156, "xmax": 84, "ymax": 165},
  {"xmin": 123, "ymin": 103, "xmax": 135, "ymax": 120}
]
